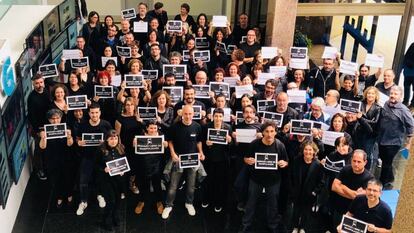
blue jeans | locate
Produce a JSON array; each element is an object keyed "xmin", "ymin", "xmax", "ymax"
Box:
[
  {"xmin": 165, "ymin": 164, "xmax": 197, "ymax": 207},
  {"xmin": 241, "ymin": 179, "xmax": 281, "ymax": 233}
]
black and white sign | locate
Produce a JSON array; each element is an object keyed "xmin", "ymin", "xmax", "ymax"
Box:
[
  {"xmin": 66, "ymin": 95, "xmax": 88, "ymax": 110},
  {"xmin": 209, "ymin": 82, "xmax": 230, "ymax": 100},
  {"xmin": 163, "ymin": 64, "xmax": 187, "ymax": 81},
  {"xmin": 257, "ymin": 100, "xmax": 276, "ymax": 112},
  {"xmin": 44, "ymin": 123, "xmax": 67, "ymax": 139},
  {"xmin": 235, "ymin": 111, "xmax": 244, "ymax": 125},
  {"xmin": 39, "ymin": 64, "xmax": 58, "ymax": 78},
  {"xmin": 207, "ymin": 129, "xmax": 228, "ymax": 145},
  {"xmin": 340, "ymin": 215, "xmax": 368, "ymax": 233},
  {"xmin": 106, "ymin": 157, "xmax": 131, "ymax": 176},
  {"xmin": 179, "ymin": 153, "xmax": 200, "ymax": 169},
  {"xmin": 194, "ymin": 85, "xmax": 210, "ymax": 99},
  {"xmin": 70, "ymin": 57, "xmax": 89, "ymax": 68},
  {"xmin": 124, "ymin": 74, "xmax": 144, "ymax": 88},
  {"xmin": 163, "ymin": 86, "xmax": 183, "ymax": 105},
  {"xmin": 116, "ymin": 46, "xmax": 131, "ymax": 58},
  {"xmin": 121, "ymin": 8, "xmax": 136, "ymax": 20},
  {"xmin": 241, "ymin": 36, "xmax": 247, "ymax": 44},
  {"xmin": 167, "ymin": 20, "xmax": 182, "ymax": 33},
  {"xmin": 94, "ymin": 85, "xmax": 114, "ymax": 98},
  {"xmin": 290, "ymin": 120, "xmax": 312, "ymax": 136},
  {"xmin": 182, "ymin": 50, "xmax": 190, "ymax": 61},
  {"xmin": 195, "ymin": 37, "xmax": 210, "ymax": 48},
  {"xmin": 135, "ymin": 135, "xmax": 164, "ymax": 154},
  {"xmin": 62, "ymin": 49, "xmax": 81, "ymax": 59},
  {"xmin": 138, "ymin": 107, "xmax": 158, "ymax": 120},
  {"xmin": 290, "ymin": 47, "xmax": 308, "ymax": 69},
  {"xmin": 193, "ymin": 50, "xmax": 210, "ymax": 62},
  {"xmin": 227, "ymin": 45, "xmax": 236, "ymax": 55},
  {"xmin": 324, "ymin": 157, "xmax": 346, "ymax": 173},
  {"xmin": 82, "ymin": 133, "xmax": 104, "ymax": 146},
  {"xmin": 255, "ymin": 153, "xmax": 278, "ymax": 170},
  {"xmin": 141, "ymin": 70, "xmax": 158, "ymax": 80},
  {"xmin": 340, "ymin": 99, "xmax": 361, "ymax": 113},
  {"xmin": 101, "ymin": 57, "xmax": 117, "ymax": 67},
  {"xmin": 261, "ymin": 111, "xmax": 283, "ymax": 127},
  {"xmin": 215, "ymin": 41, "xmax": 227, "ymax": 53}
]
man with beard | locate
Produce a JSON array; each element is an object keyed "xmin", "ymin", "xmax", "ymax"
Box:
[
  {"xmin": 173, "ymin": 86, "xmax": 206, "ymax": 123},
  {"xmin": 378, "ymin": 86, "xmax": 414, "ymax": 190},
  {"xmin": 308, "ymin": 57, "xmax": 340, "ymax": 98},
  {"xmin": 337, "ymin": 179, "xmax": 392, "ymax": 233}
]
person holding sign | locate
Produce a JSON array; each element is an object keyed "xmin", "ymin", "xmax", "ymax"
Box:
[
  {"xmin": 304, "ymin": 97, "xmax": 331, "ymax": 125},
  {"xmin": 308, "ymin": 57, "xmax": 341, "ymax": 98},
  {"xmin": 150, "ymin": 90, "xmax": 174, "ymax": 134},
  {"xmin": 143, "ymin": 44, "xmax": 169, "ymax": 92},
  {"xmin": 130, "ymin": 2, "xmax": 151, "ymax": 45},
  {"xmin": 39, "ymin": 109, "xmax": 74, "ymax": 208},
  {"xmin": 202, "ymin": 108, "xmax": 232, "ymax": 212},
  {"xmin": 339, "ymin": 75, "xmax": 359, "ymax": 101},
  {"xmin": 337, "ymin": 179, "xmax": 392, "ymax": 233},
  {"xmin": 357, "ymin": 64, "xmax": 381, "ymax": 98},
  {"xmin": 142, "ymin": 30, "xmax": 167, "ymax": 58},
  {"xmin": 378, "ymin": 86, "xmax": 414, "ymax": 190},
  {"xmin": 147, "ymin": 2, "xmax": 168, "ymax": 32},
  {"xmin": 323, "ymin": 113, "xmax": 353, "ymax": 158},
  {"xmin": 49, "ymin": 84, "xmax": 69, "ymax": 123},
  {"xmin": 162, "ymin": 105, "xmax": 205, "ymax": 219},
  {"xmin": 133, "ymin": 120, "xmax": 167, "ymax": 215},
  {"xmin": 76, "ymin": 103, "xmax": 113, "ymax": 216},
  {"xmin": 239, "ymin": 30, "xmax": 261, "ymax": 71},
  {"xmin": 240, "ymin": 121, "xmax": 288, "ymax": 233},
  {"xmin": 330, "ymin": 150, "xmax": 374, "ymax": 231},
  {"xmin": 97, "ymin": 130, "xmax": 125, "ymax": 231},
  {"xmin": 266, "ymin": 92, "xmax": 299, "ymax": 129},
  {"xmin": 173, "ymin": 86, "xmax": 206, "ymax": 121},
  {"xmin": 174, "ymin": 3, "xmax": 196, "ymax": 32},
  {"xmin": 92, "ymin": 71, "xmax": 118, "ymax": 126},
  {"xmin": 120, "ymin": 41, "xmax": 143, "ymax": 75},
  {"xmin": 289, "ymin": 140, "xmax": 325, "ymax": 233}
]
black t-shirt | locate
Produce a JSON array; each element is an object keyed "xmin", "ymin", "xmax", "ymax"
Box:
[
  {"xmin": 339, "ymin": 88, "xmax": 357, "ymax": 101},
  {"xmin": 77, "ymin": 119, "xmax": 113, "ymax": 157},
  {"xmin": 375, "ymin": 82, "xmax": 395, "ymax": 96},
  {"xmin": 349, "ymin": 195, "xmax": 393, "ymax": 231},
  {"xmin": 203, "ymin": 122, "xmax": 232, "ymax": 162},
  {"xmin": 245, "ymin": 138, "xmax": 288, "ymax": 187},
  {"xmin": 239, "ymin": 42, "xmax": 261, "ymax": 59},
  {"xmin": 331, "ymin": 165, "xmax": 374, "ymax": 213},
  {"xmin": 234, "ymin": 121, "xmax": 262, "ymax": 158},
  {"xmin": 167, "ymin": 121, "xmax": 202, "ymax": 155},
  {"xmin": 116, "ymin": 115, "xmax": 144, "ymax": 152}
]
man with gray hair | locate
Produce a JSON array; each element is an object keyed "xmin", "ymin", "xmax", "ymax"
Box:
[
  {"xmin": 330, "ymin": 149, "xmax": 374, "ymax": 231},
  {"xmin": 378, "ymin": 85, "xmax": 414, "ymax": 190},
  {"xmin": 304, "ymin": 97, "xmax": 331, "ymax": 125}
]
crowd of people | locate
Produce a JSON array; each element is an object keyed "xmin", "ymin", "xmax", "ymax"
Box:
[{"xmin": 26, "ymin": 1, "xmax": 414, "ymax": 233}]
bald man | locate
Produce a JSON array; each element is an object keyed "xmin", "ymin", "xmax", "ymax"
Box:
[{"xmin": 162, "ymin": 105, "xmax": 205, "ymax": 219}]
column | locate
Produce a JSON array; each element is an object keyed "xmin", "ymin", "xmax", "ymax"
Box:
[{"xmin": 265, "ymin": 0, "xmax": 299, "ymax": 58}]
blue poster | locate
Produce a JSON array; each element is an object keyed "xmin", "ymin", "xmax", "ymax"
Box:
[
  {"xmin": 11, "ymin": 126, "xmax": 28, "ymax": 183},
  {"xmin": 1, "ymin": 56, "xmax": 15, "ymax": 96}
]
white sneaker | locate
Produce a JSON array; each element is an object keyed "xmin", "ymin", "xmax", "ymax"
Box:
[
  {"xmin": 161, "ymin": 207, "xmax": 172, "ymax": 219},
  {"xmin": 299, "ymin": 229, "xmax": 305, "ymax": 233},
  {"xmin": 76, "ymin": 202, "xmax": 88, "ymax": 216},
  {"xmin": 292, "ymin": 228, "xmax": 298, "ymax": 233},
  {"xmin": 97, "ymin": 195, "xmax": 106, "ymax": 208},
  {"xmin": 185, "ymin": 203, "xmax": 196, "ymax": 216},
  {"xmin": 120, "ymin": 193, "xmax": 125, "ymax": 200},
  {"xmin": 214, "ymin": 207, "xmax": 222, "ymax": 213}
]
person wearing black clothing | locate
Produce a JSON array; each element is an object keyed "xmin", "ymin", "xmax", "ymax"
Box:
[
  {"xmin": 330, "ymin": 150, "xmax": 374, "ymax": 230},
  {"xmin": 28, "ymin": 74, "xmax": 50, "ymax": 180},
  {"xmin": 265, "ymin": 92, "xmax": 299, "ymax": 129},
  {"xmin": 76, "ymin": 103, "xmax": 113, "ymax": 216},
  {"xmin": 130, "ymin": 2, "xmax": 151, "ymax": 45},
  {"xmin": 173, "ymin": 86, "xmax": 207, "ymax": 121},
  {"xmin": 240, "ymin": 121, "xmax": 288, "ymax": 233},
  {"xmin": 116, "ymin": 20, "xmax": 131, "ymax": 45},
  {"xmin": 39, "ymin": 109, "xmax": 74, "ymax": 208},
  {"xmin": 357, "ymin": 64, "xmax": 381, "ymax": 98},
  {"xmin": 133, "ymin": 120, "xmax": 166, "ymax": 215},
  {"xmin": 308, "ymin": 58, "xmax": 340, "ymax": 98},
  {"xmin": 239, "ymin": 30, "xmax": 261, "ymax": 71},
  {"xmin": 403, "ymin": 42, "xmax": 414, "ymax": 106},
  {"xmin": 323, "ymin": 113, "xmax": 353, "ymax": 158},
  {"xmin": 202, "ymin": 108, "xmax": 232, "ymax": 212},
  {"xmin": 49, "ymin": 84, "xmax": 69, "ymax": 124},
  {"xmin": 289, "ymin": 140, "xmax": 325, "ymax": 232},
  {"xmin": 339, "ymin": 75, "xmax": 358, "ymax": 101},
  {"xmin": 97, "ymin": 130, "xmax": 125, "ymax": 231},
  {"xmin": 72, "ymin": 36, "xmax": 98, "ymax": 73},
  {"xmin": 338, "ymin": 179, "xmax": 393, "ymax": 233},
  {"xmin": 232, "ymin": 13, "xmax": 250, "ymax": 47},
  {"xmin": 147, "ymin": 2, "xmax": 168, "ymax": 31},
  {"xmin": 375, "ymin": 69, "xmax": 396, "ymax": 96},
  {"xmin": 151, "ymin": 90, "xmax": 174, "ymax": 134},
  {"xmin": 81, "ymin": 11, "xmax": 102, "ymax": 56},
  {"xmin": 174, "ymin": 3, "xmax": 196, "ymax": 33},
  {"xmin": 144, "ymin": 43, "xmax": 169, "ymax": 92},
  {"xmin": 91, "ymin": 71, "xmax": 118, "ymax": 126},
  {"xmin": 98, "ymin": 25, "xmax": 120, "ymax": 57}
]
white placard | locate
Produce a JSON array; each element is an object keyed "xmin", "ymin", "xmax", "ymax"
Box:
[
  {"xmin": 322, "ymin": 131, "xmax": 344, "ymax": 146},
  {"xmin": 167, "ymin": 20, "xmax": 182, "ymax": 33},
  {"xmin": 261, "ymin": 47, "xmax": 278, "ymax": 59},
  {"xmin": 340, "ymin": 60, "xmax": 358, "ymax": 75},
  {"xmin": 236, "ymin": 129, "xmax": 257, "ymax": 143},
  {"xmin": 235, "ymin": 85, "xmax": 253, "ymax": 98},
  {"xmin": 111, "ymin": 75, "xmax": 122, "ymax": 87},
  {"xmin": 365, "ymin": 54, "xmax": 384, "ymax": 68},
  {"xmin": 269, "ymin": 66, "xmax": 287, "ymax": 78},
  {"xmin": 62, "ymin": 49, "xmax": 81, "ymax": 59},
  {"xmin": 287, "ymin": 90, "xmax": 307, "ymax": 103},
  {"xmin": 322, "ymin": 46, "xmax": 338, "ymax": 59},
  {"xmin": 378, "ymin": 91, "xmax": 389, "ymax": 107},
  {"xmin": 212, "ymin": 15, "xmax": 227, "ymax": 27},
  {"xmin": 257, "ymin": 73, "xmax": 275, "ymax": 85},
  {"xmin": 223, "ymin": 76, "xmax": 239, "ymax": 87},
  {"xmin": 323, "ymin": 105, "xmax": 343, "ymax": 117},
  {"xmin": 133, "ymin": 21, "xmax": 148, "ymax": 33},
  {"xmin": 101, "ymin": 56, "xmax": 117, "ymax": 67}
]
